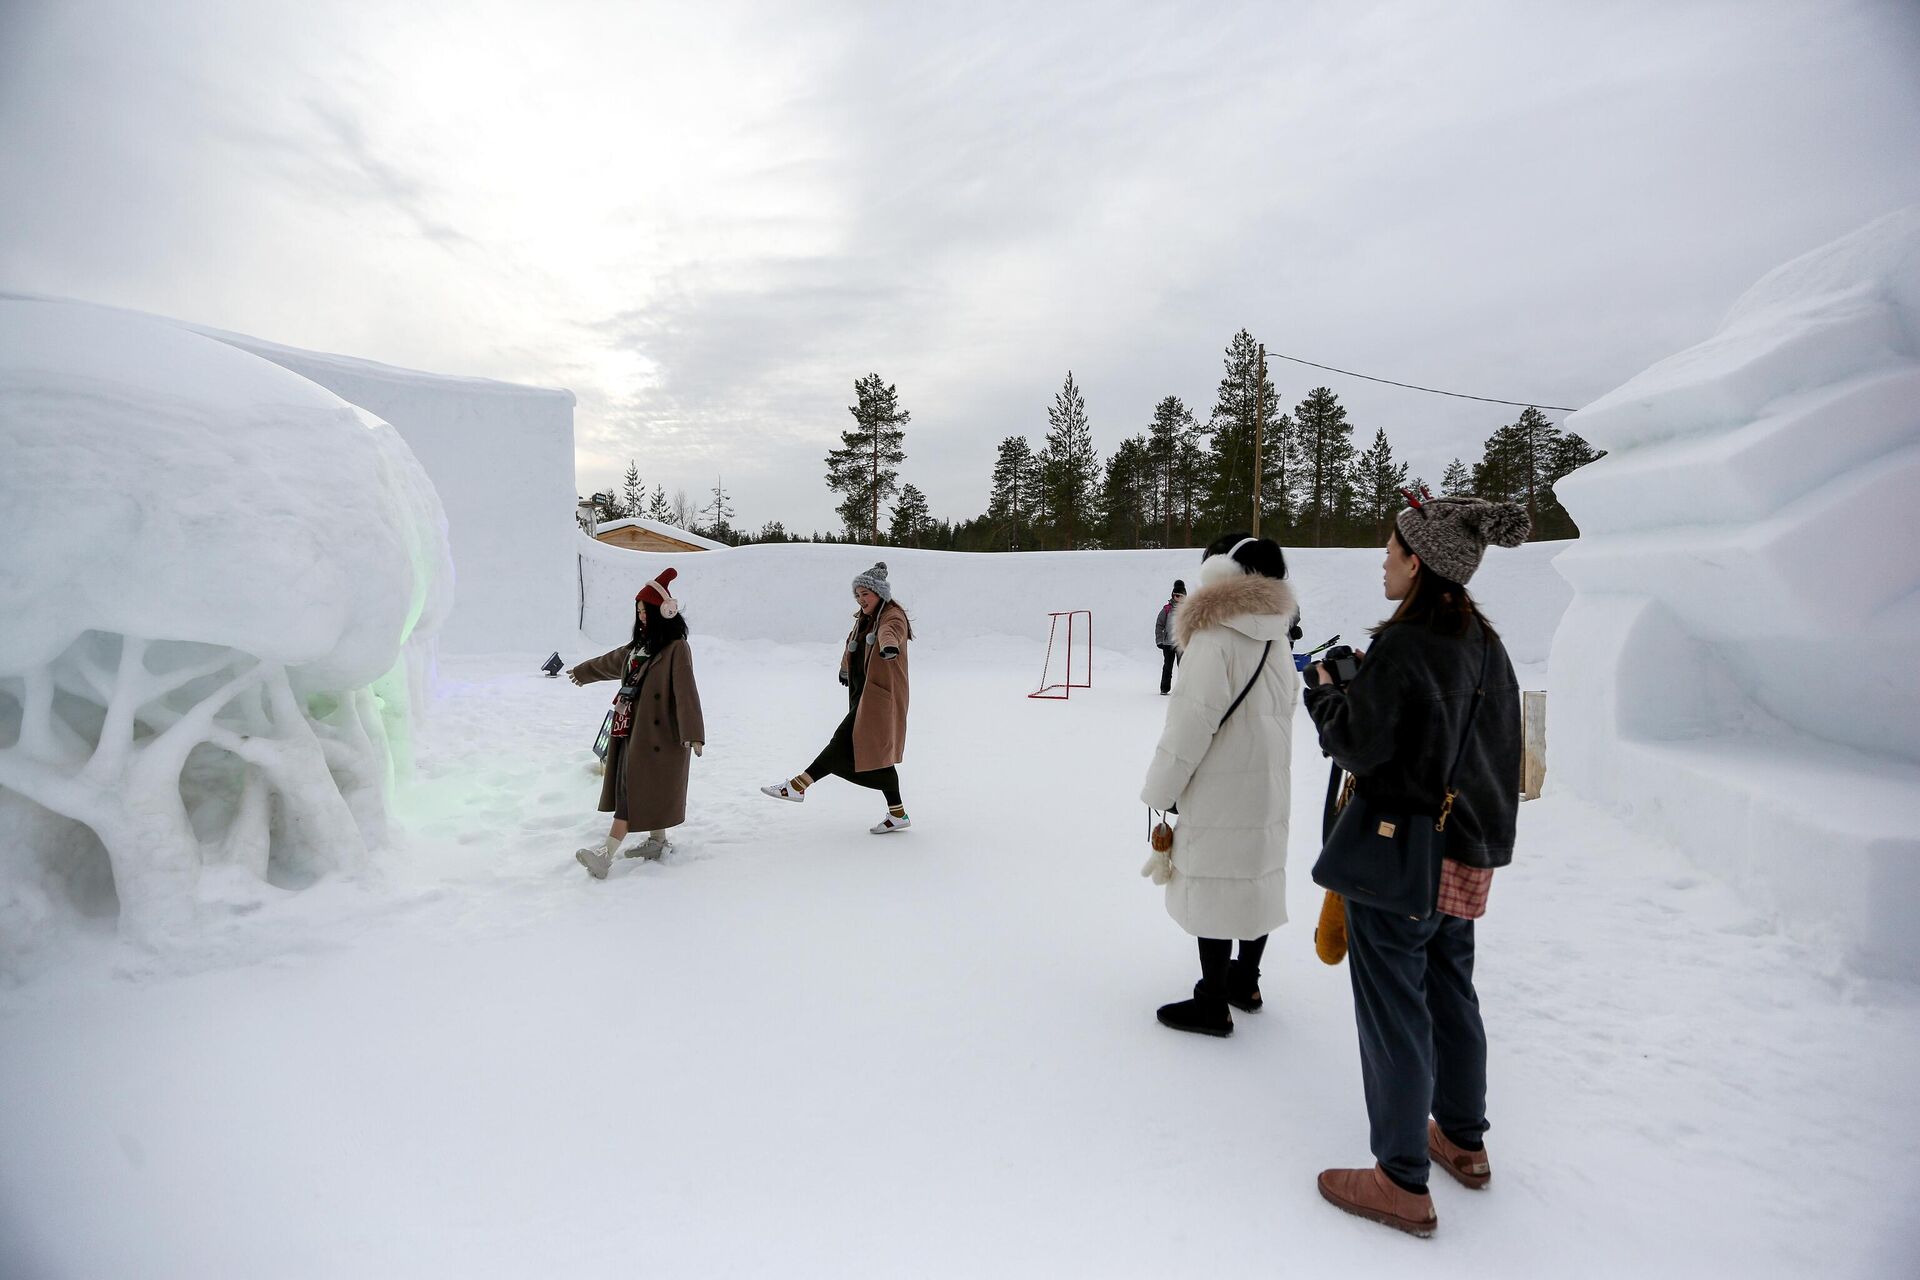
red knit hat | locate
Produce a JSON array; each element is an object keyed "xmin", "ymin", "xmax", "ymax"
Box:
[{"xmin": 636, "ymin": 567, "xmax": 680, "ymax": 618}]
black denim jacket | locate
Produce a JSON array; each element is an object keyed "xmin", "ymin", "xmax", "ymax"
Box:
[{"xmin": 1303, "ymin": 619, "xmax": 1522, "ymax": 869}]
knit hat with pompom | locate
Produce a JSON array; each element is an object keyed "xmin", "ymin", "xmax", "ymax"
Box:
[
  {"xmin": 1394, "ymin": 493, "xmax": 1529, "ymax": 585},
  {"xmin": 851, "ymin": 561, "xmax": 893, "ymax": 602}
]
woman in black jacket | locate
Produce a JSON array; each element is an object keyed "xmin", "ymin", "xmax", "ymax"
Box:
[{"xmin": 1303, "ymin": 492, "xmax": 1528, "ymax": 1238}]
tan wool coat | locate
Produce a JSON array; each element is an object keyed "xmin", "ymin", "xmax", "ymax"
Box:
[
  {"xmin": 570, "ymin": 636, "xmax": 705, "ymax": 830},
  {"xmin": 839, "ymin": 600, "xmax": 911, "ymax": 772}
]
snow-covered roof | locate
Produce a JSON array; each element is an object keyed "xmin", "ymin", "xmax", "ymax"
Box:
[{"xmin": 594, "ymin": 517, "xmax": 729, "ymax": 550}]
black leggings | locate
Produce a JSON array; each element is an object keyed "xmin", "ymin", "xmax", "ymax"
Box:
[
  {"xmin": 805, "ymin": 709, "xmax": 903, "ymax": 807},
  {"xmin": 1197, "ymin": 935, "xmax": 1268, "ymax": 987}
]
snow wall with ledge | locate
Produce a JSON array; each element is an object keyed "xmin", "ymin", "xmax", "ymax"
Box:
[{"xmin": 1551, "ymin": 206, "xmax": 1920, "ymax": 981}]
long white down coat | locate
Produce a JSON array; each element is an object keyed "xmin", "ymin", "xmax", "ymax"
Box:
[{"xmin": 1140, "ymin": 570, "xmax": 1299, "ymax": 939}]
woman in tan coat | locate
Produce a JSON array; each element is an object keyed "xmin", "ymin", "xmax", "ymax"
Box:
[
  {"xmin": 568, "ymin": 568, "xmax": 705, "ymax": 878},
  {"xmin": 760, "ymin": 561, "xmax": 913, "ymax": 834}
]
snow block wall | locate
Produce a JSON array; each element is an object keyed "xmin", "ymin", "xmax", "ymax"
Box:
[
  {"xmin": 198, "ymin": 328, "xmax": 576, "ymax": 656},
  {"xmin": 577, "ymin": 536, "xmax": 1574, "ymax": 663},
  {"xmin": 0, "ymin": 299, "xmax": 452, "ymax": 957},
  {"xmin": 1551, "ymin": 207, "xmax": 1920, "ymax": 980}
]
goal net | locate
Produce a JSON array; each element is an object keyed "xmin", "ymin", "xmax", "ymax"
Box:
[{"xmin": 1028, "ymin": 610, "xmax": 1093, "ymax": 699}]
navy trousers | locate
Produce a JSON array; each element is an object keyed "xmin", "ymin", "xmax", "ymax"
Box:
[{"xmin": 1344, "ymin": 900, "xmax": 1490, "ymax": 1187}]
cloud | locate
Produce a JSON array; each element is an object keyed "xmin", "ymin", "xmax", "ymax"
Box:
[{"xmin": 5, "ymin": 0, "xmax": 1919, "ymax": 533}]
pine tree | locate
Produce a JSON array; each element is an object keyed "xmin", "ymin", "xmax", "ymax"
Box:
[
  {"xmin": 1173, "ymin": 430, "xmax": 1206, "ymax": 545},
  {"xmin": 1353, "ymin": 426, "xmax": 1410, "ymax": 542},
  {"xmin": 757, "ymin": 520, "xmax": 789, "ymax": 543},
  {"xmin": 1202, "ymin": 330, "xmax": 1286, "ymax": 533},
  {"xmin": 1146, "ymin": 395, "xmax": 1198, "ymax": 546},
  {"xmin": 646, "ymin": 485, "xmax": 671, "ymax": 523},
  {"xmin": 701, "ymin": 477, "xmax": 736, "ymax": 542},
  {"xmin": 1440, "ymin": 458, "xmax": 1471, "ymax": 496},
  {"xmin": 1537, "ymin": 427, "xmax": 1603, "ymax": 539},
  {"xmin": 621, "ymin": 461, "xmax": 646, "ymax": 522},
  {"xmin": 1099, "ymin": 436, "xmax": 1156, "ymax": 549},
  {"xmin": 825, "ymin": 373, "xmax": 909, "ymax": 543},
  {"xmin": 889, "ymin": 483, "xmax": 932, "ymax": 547},
  {"xmin": 1287, "ymin": 387, "xmax": 1358, "ymax": 546},
  {"xmin": 1037, "ymin": 371, "xmax": 1099, "ymax": 549},
  {"xmin": 987, "ymin": 436, "xmax": 1040, "ymax": 550}
]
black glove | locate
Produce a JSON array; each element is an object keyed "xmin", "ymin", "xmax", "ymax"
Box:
[
  {"xmin": 838, "ymin": 671, "xmax": 850, "ymax": 687},
  {"xmin": 880, "ymin": 646, "xmax": 899, "ymax": 660}
]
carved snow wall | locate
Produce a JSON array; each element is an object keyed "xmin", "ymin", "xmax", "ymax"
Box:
[
  {"xmin": 0, "ymin": 298, "xmax": 453, "ymax": 956},
  {"xmin": 1549, "ymin": 208, "xmax": 1920, "ymax": 980}
]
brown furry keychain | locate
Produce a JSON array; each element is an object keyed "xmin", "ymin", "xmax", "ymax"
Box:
[
  {"xmin": 1315, "ymin": 891, "xmax": 1348, "ymax": 965},
  {"xmin": 1314, "ymin": 771, "xmax": 1358, "ymax": 964}
]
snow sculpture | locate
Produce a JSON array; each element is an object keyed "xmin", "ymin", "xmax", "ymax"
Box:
[
  {"xmin": 1550, "ymin": 207, "xmax": 1920, "ymax": 979},
  {"xmin": 0, "ymin": 299, "xmax": 452, "ymax": 948}
]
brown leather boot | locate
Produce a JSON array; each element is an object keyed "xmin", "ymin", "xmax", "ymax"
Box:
[
  {"xmin": 1316, "ymin": 1164, "xmax": 1437, "ymax": 1238},
  {"xmin": 1428, "ymin": 1119, "xmax": 1492, "ymax": 1189}
]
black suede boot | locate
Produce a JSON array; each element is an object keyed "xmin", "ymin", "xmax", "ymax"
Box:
[
  {"xmin": 1225, "ymin": 958, "xmax": 1263, "ymax": 1013},
  {"xmin": 1157, "ymin": 981, "xmax": 1233, "ymax": 1036}
]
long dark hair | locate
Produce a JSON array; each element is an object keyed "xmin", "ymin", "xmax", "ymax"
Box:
[
  {"xmin": 632, "ymin": 600, "xmax": 689, "ymax": 654},
  {"xmin": 856, "ymin": 595, "xmax": 915, "ymax": 640},
  {"xmin": 1372, "ymin": 527, "xmax": 1499, "ymax": 641}
]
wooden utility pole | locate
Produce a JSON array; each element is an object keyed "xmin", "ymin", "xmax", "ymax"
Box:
[{"xmin": 1251, "ymin": 343, "xmax": 1266, "ymax": 536}]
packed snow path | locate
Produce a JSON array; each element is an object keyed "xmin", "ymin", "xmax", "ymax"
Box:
[{"xmin": 2, "ymin": 639, "xmax": 1914, "ymax": 1277}]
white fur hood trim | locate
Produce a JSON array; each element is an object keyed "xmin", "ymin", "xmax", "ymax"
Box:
[{"xmin": 1172, "ymin": 574, "xmax": 1297, "ymax": 650}]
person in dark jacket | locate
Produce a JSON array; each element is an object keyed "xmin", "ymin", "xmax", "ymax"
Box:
[
  {"xmin": 568, "ymin": 568, "xmax": 706, "ymax": 878},
  {"xmin": 1154, "ymin": 579, "xmax": 1186, "ymax": 694},
  {"xmin": 1303, "ymin": 491, "xmax": 1528, "ymax": 1238}
]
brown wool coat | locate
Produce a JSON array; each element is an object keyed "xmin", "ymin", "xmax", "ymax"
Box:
[
  {"xmin": 839, "ymin": 601, "xmax": 910, "ymax": 772},
  {"xmin": 569, "ymin": 637, "xmax": 705, "ymax": 830}
]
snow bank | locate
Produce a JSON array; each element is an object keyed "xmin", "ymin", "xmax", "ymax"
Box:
[
  {"xmin": 0, "ymin": 298, "xmax": 451, "ymax": 954},
  {"xmin": 1551, "ymin": 207, "xmax": 1920, "ymax": 979},
  {"xmin": 198, "ymin": 325, "xmax": 577, "ymax": 656},
  {"xmin": 576, "ymin": 535, "xmax": 1573, "ymax": 665}
]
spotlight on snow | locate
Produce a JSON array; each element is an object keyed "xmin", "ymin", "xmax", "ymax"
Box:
[{"xmin": 0, "ymin": 298, "xmax": 453, "ymax": 953}]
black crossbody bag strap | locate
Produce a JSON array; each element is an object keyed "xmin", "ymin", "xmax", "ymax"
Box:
[
  {"xmin": 1435, "ymin": 636, "xmax": 1493, "ymax": 833},
  {"xmin": 1217, "ymin": 640, "xmax": 1273, "ymax": 729}
]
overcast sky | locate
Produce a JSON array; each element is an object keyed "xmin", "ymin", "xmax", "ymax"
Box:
[{"xmin": 4, "ymin": 0, "xmax": 1918, "ymax": 534}]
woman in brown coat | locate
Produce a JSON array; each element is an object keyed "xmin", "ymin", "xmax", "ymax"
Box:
[
  {"xmin": 760, "ymin": 561, "xmax": 913, "ymax": 834},
  {"xmin": 569, "ymin": 568, "xmax": 705, "ymax": 878}
]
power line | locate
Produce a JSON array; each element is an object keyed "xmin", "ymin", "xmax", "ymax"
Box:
[{"xmin": 1264, "ymin": 350, "xmax": 1582, "ymax": 413}]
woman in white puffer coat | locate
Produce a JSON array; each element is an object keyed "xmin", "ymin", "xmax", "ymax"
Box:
[{"xmin": 1140, "ymin": 532, "xmax": 1299, "ymax": 1036}]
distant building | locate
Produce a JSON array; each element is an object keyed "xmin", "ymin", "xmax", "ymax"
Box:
[{"xmin": 593, "ymin": 517, "xmax": 728, "ymax": 553}]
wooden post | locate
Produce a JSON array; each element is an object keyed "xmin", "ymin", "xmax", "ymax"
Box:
[
  {"xmin": 1252, "ymin": 343, "xmax": 1266, "ymax": 536},
  {"xmin": 1521, "ymin": 690, "xmax": 1547, "ymax": 800}
]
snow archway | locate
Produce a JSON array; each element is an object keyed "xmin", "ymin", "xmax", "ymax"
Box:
[{"xmin": 0, "ymin": 299, "xmax": 452, "ymax": 950}]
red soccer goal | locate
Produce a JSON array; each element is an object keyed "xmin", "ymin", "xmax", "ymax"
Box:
[{"xmin": 1029, "ymin": 610, "xmax": 1093, "ymax": 700}]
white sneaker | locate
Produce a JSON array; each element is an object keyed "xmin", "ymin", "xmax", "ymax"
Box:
[
  {"xmin": 627, "ymin": 834, "xmax": 671, "ymax": 861},
  {"xmin": 760, "ymin": 780, "xmax": 805, "ymax": 803},
  {"xmin": 575, "ymin": 846, "xmax": 612, "ymax": 879},
  {"xmin": 870, "ymin": 813, "xmax": 911, "ymax": 835}
]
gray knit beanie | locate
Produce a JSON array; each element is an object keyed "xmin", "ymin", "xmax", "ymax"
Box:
[
  {"xmin": 1394, "ymin": 494, "xmax": 1530, "ymax": 585},
  {"xmin": 851, "ymin": 561, "xmax": 893, "ymax": 601}
]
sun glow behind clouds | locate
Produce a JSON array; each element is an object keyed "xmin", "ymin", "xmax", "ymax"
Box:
[{"xmin": 4, "ymin": 0, "xmax": 1920, "ymax": 532}]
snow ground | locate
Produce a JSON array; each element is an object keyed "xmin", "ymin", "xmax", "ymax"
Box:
[{"xmin": 2, "ymin": 637, "xmax": 1915, "ymax": 1278}]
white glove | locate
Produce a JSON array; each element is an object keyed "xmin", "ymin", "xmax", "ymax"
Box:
[{"xmin": 1140, "ymin": 846, "xmax": 1172, "ymax": 885}]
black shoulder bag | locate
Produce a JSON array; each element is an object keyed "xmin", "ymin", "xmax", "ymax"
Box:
[{"xmin": 1310, "ymin": 638, "xmax": 1490, "ymax": 920}]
